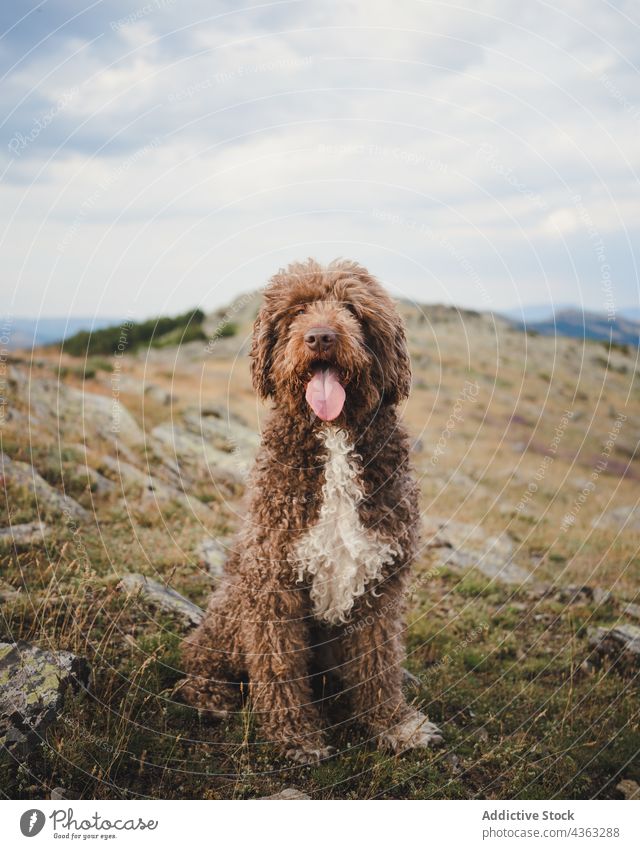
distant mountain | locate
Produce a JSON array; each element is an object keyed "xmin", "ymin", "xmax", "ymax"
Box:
[
  {"xmin": 2, "ymin": 317, "xmax": 123, "ymax": 350},
  {"xmin": 508, "ymin": 308, "xmax": 640, "ymax": 346},
  {"xmin": 501, "ymin": 303, "xmax": 577, "ymax": 323},
  {"xmin": 502, "ymin": 303, "xmax": 640, "ymax": 324}
]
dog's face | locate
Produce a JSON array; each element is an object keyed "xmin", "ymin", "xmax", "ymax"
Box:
[{"xmin": 250, "ymin": 259, "xmax": 411, "ymax": 421}]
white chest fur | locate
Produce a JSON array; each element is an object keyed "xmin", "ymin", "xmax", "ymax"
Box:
[{"xmin": 293, "ymin": 426, "xmax": 401, "ymax": 625}]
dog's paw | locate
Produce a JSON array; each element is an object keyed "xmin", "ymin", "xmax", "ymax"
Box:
[
  {"xmin": 379, "ymin": 711, "xmax": 444, "ymax": 753},
  {"xmin": 285, "ymin": 743, "xmax": 335, "ymax": 765},
  {"xmin": 175, "ymin": 678, "xmax": 237, "ymax": 719}
]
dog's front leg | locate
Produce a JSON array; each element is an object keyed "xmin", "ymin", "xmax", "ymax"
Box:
[
  {"xmin": 240, "ymin": 583, "xmax": 331, "ymax": 764},
  {"xmin": 338, "ymin": 579, "xmax": 444, "ymax": 752}
]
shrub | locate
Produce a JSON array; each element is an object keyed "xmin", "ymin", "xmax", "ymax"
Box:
[{"xmin": 59, "ymin": 308, "xmax": 206, "ymax": 357}]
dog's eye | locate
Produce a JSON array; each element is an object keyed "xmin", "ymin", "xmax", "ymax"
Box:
[
  {"xmin": 345, "ymin": 303, "xmax": 359, "ymax": 317},
  {"xmin": 292, "ymin": 305, "xmax": 307, "ymax": 317}
]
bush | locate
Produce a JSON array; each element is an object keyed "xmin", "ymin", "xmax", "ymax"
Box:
[
  {"xmin": 59, "ymin": 308, "xmax": 206, "ymax": 357},
  {"xmin": 214, "ymin": 321, "xmax": 238, "ymax": 339}
]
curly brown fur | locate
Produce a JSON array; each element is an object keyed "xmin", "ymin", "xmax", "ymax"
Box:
[{"xmin": 181, "ymin": 258, "xmax": 442, "ymax": 761}]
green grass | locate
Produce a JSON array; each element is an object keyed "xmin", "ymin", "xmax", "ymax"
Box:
[{"xmin": 2, "ymin": 513, "xmax": 638, "ymax": 800}]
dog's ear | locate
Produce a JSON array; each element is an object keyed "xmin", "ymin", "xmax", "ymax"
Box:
[
  {"xmin": 249, "ymin": 304, "xmax": 274, "ymax": 399},
  {"xmin": 333, "ymin": 261, "xmax": 412, "ymax": 406},
  {"xmin": 383, "ymin": 314, "xmax": 412, "ymax": 404}
]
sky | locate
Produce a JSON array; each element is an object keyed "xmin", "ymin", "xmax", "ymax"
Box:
[{"xmin": 1, "ymin": 0, "xmax": 639, "ymax": 320}]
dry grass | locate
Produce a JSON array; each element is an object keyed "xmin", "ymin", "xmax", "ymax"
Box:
[{"xmin": 1, "ymin": 305, "xmax": 639, "ymax": 799}]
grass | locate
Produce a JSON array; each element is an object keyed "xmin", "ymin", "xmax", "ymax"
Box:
[
  {"xmin": 2, "ymin": 306, "xmax": 639, "ymax": 799},
  {"xmin": 2, "ymin": 510, "xmax": 638, "ymax": 800}
]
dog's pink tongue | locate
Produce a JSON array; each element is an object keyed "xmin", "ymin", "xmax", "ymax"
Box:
[{"xmin": 305, "ymin": 366, "xmax": 346, "ymax": 421}]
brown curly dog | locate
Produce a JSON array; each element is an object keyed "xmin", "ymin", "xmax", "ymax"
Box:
[{"xmin": 180, "ymin": 258, "xmax": 443, "ymax": 763}]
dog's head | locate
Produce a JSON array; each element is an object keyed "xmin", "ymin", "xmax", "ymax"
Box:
[{"xmin": 250, "ymin": 259, "xmax": 411, "ymax": 421}]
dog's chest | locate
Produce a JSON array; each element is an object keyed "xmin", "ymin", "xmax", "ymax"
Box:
[{"xmin": 293, "ymin": 426, "xmax": 400, "ymax": 624}]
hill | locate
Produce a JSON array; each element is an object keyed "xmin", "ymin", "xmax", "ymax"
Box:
[
  {"xmin": 1, "ymin": 293, "xmax": 639, "ymax": 800},
  {"xmin": 509, "ymin": 308, "xmax": 640, "ymax": 347}
]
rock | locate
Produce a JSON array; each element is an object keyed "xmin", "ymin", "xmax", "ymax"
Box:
[
  {"xmin": 150, "ymin": 407, "xmax": 259, "ymax": 489},
  {"xmin": 103, "ymin": 373, "xmax": 143, "ymax": 395},
  {"xmin": 151, "ymin": 411, "xmax": 257, "ymax": 485},
  {"xmin": 424, "ymin": 516, "xmax": 531, "ymax": 585},
  {"xmin": 592, "ymin": 505, "xmax": 640, "ymax": 532},
  {"xmin": 144, "ymin": 385, "xmax": 176, "ymax": 406},
  {"xmin": 499, "ymin": 502, "xmax": 537, "ymax": 520},
  {"xmin": 401, "ymin": 668, "xmax": 422, "ymax": 691},
  {"xmin": 50, "ymin": 786, "xmax": 76, "ymax": 800},
  {"xmin": 552, "ymin": 585, "xmax": 611, "ymax": 605},
  {"xmin": 12, "ymin": 373, "xmax": 144, "ymax": 460},
  {"xmin": 0, "ymin": 521, "xmax": 51, "ymax": 546},
  {"xmin": 73, "ymin": 464, "xmax": 115, "ymax": 497},
  {"xmin": 526, "ymin": 584, "xmax": 610, "ymax": 605},
  {"xmin": 0, "ymin": 641, "xmax": 89, "ymax": 759},
  {"xmin": 592, "ymin": 587, "xmax": 613, "ymax": 606},
  {"xmin": 99, "ymin": 456, "xmax": 214, "ymax": 522},
  {"xmin": 446, "ymin": 752, "xmax": 462, "ymax": 774},
  {"xmin": 261, "ymin": 788, "xmax": 311, "ymax": 800},
  {"xmin": 118, "ymin": 574, "xmax": 204, "ymax": 626},
  {"xmin": 525, "ymin": 584, "xmax": 550, "ymax": 601},
  {"xmin": 0, "ymin": 579, "xmax": 20, "ymax": 601},
  {"xmin": 198, "ymin": 402, "xmax": 251, "ymax": 428},
  {"xmin": 474, "ymin": 727, "xmax": 490, "ymax": 744},
  {"xmin": 194, "ymin": 408, "xmax": 259, "ymax": 459},
  {"xmin": 616, "ymin": 779, "xmax": 640, "ymax": 800},
  {"xmin": 0, "ymin": 454, "xmax": 89, "ymax": 522},
  {"xmin": 623, "ymin": 603, "xmax": 640, "ymax": 622},
  {"xmin": 585, "ymin": 624, "xmax": 640, "ymax": 673},
  {"xmin": 197, "ymin": 537, "xmax": 228, "ymax": 579}
]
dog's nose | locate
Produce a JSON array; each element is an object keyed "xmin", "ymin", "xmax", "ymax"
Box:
[{"xmin": 304, "ymin": 326, "xmax": 337, "ymax": 354}]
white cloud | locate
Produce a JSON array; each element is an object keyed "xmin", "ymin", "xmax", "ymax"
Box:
[{"xmin": 1, "ymin": 0, "xmax": 639, "ymax": 317}]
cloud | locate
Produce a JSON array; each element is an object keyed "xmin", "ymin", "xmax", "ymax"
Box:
[{"xmin": 1, "ymin": 0, "xmax": 639, "ymax": 317}]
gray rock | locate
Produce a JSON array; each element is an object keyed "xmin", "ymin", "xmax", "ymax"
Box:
[
  {"xmin": 623, "ymin": 603, "xmax": 640, "ymax": 622},
  {"xmin": 553, "ymin": 585, "xmax": 611, "ymax": 605},
  {"xmin": 151, "ymin": 413, "xmax": 256, "ymax": 486},
  {"xmin": 100, "ymin": 456, "xmax": 214, "ymax": 522},
  {"xmin": 592, "ymin": 505, "xmax": 640, "ymax": 532},
  {"xmin": 446, "ymin": 752, "xmax": 462, "ymax": 773},
  {"xmin": 424, "ymin": 516, "xmax": 531, "ymax": 585},
  {"xmin": 499, "ymin": 502, "xmax": 537, "ymax": 520},
  {"xmin": 0, "ymin": 579, "xmax": 20, "ymax": 601},
  {"xmin": 616, "ymin": 779, "xmax": 640, "ymax": 800},
  {"xmin": 12, "ymin": 373, "xmax": 144, "ymax": 459},
  {"xmin": 186, "ymin": 408, "xmax": 259, "ymax": 457},
  {"xmin": 592, "ymin": 587, "xmax": 613, "ymax": 606},
  {"xmin": 0, "ymin": 521, "xmax": 51, "ymax": 546},
  {"xmin": 474, "ymin": 727, "xmax": 490, "ymax": 744},
  {"xmin": 0, "ymin": 641, "xmax": 89, "ymax": 759},
  {"xmin": 1, "ymin": 454, "xmax": 89, "ymax": 522},
  {"xmin": 144, "ymin": 385, "xmax": 176, "ymax": 406},
  {"xmin": 150, "ymin": 406, "xmax": 258, "ymax": 490},
  {"xmin": 261, "ymin": 788, "xmax": 311, "ymax": 800},
  {"xmin": 197, "ymin": 537, "xmax": 228, "ymax": 579},
  {"xmin": 50, "ymin": 786, "xmax": 77, "ymax": 800},
  {"xmin": 401, "ymin": 668, "xmax": 422, "ymax": 691},
  {"xmin": 585, "ymin": 624, "xmax": 640, "ymax": 673},
  {"xmin": 74, "ymin": 464, "xmax": 116, "ymax": 497},
  {"xmin": 119, "ymin": 574, "xmax": 204, "ymax": 626}
]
